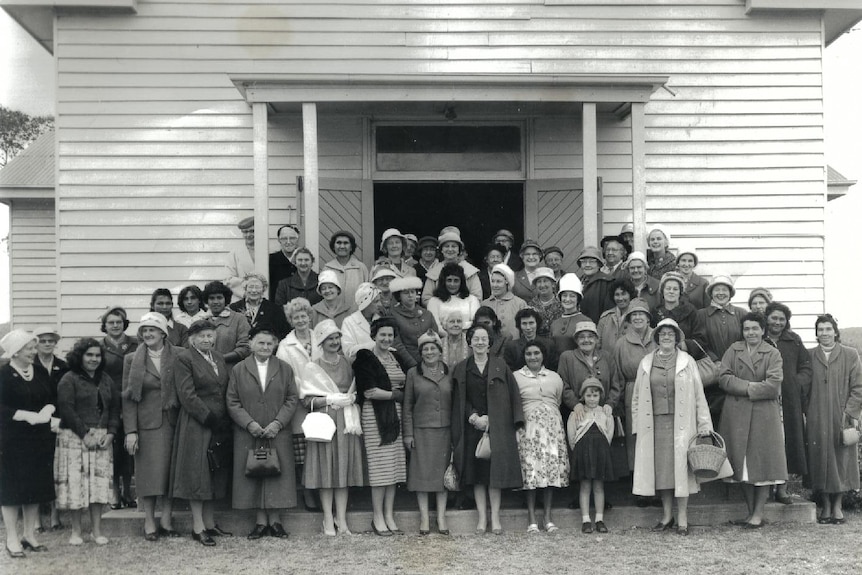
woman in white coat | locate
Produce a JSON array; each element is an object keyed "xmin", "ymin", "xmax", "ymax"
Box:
[{"xmin": 631, "ymin": 318, "xmax": 727, "ymax": 535}]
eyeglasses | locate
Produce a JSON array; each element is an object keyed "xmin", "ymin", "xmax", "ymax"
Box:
[{"xmin": 38, "ymin": 338, "xmax": 57, "ymax": 344}]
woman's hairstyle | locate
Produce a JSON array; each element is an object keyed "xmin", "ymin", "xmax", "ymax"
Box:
[
  {"xmin": 285, "ymin": 297, "xmax": 312, "ymax": 320},
  {"xmin": 610, "ymin": 277, "xmax": 637, "ymax": 301},
  {"xmin": 66, "ymin": 337, "xmax": 105, "ymax": 373},
  {"xmin": 100, "ymin": 306, "xmax": 129, "ymax": 333},
  {"xmin": 149, "ymin": 288, "xmax": 173, "ymax": 311},
  {"xmin": 514, "ymin": 308, "xmax": 543, "ymax": 334},
  {"xmin": 202, "ymin": 280, "xmax": 233, "ymax": 303},
  {"xmin": 522, "ymin": 340, "xmax": 548, "ymax": 364},
  {"xmin": 178, "ymin": 285, "xmax": 206, "ymax": 314},
  {"xmin": 294, "ymin": 246, "xmax": 316, "ymax": 265},
  {"xmin": 466, "ymin": 325, "xmax": 490, "ymax": 347},
  {"xmin": 472, "ymin": 306, "xmax": 502, "ymax": 334},
  {"xmin": 764, "ymin": 301, "xmax": 793, "ymax": 327},
  {"xmin": 329, "ymin": 231, "xmax": 357, "ymax": 255},
  {"xmin": 277, "ymin": 224, "xmax": 300, "ymax": 238},
  {"xmin": 433, "ymin": 263, "xmax": 469, "ymax": 301},
  {"xmin": 249, "ymin": 324, "xmax": 278, "ymax": 341},
  {"xmin": 187, "ymin": 319, "xmax": 217, "ymax": 337},
  {"xmin": 815, "ymin": 313, "xmax": 841, "ymax": 342},
  {"xmin": 740, "ymin": 311, "xmax": 767, "ymax": 334},
  {"xmin": 242, "ymin": 273, "xmax": 269, "ymax": 292},
  {"xmin": 370, "ymin": 316, "xmax": 399, "ymax": 339}
]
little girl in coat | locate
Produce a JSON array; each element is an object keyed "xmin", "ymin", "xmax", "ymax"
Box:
[{"xmin": 567, "ymin": 377, "xmax": 614, "ymax": 534}]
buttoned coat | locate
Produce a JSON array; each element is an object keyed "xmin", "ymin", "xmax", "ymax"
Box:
[
  {"xmin": 805, "ymin": 344, "xmax": 862, "ymax": 492},
  {"xmin": 631, "ymin": 350, "xmax": 722, "ymax": 497},
  {"xmin": 633, "ymin": 277, "xmax": 661, "ymax": 313},
  {"xmin": 767, "ymin": 329, "xmax": 812, "ymax": 476},
  {"xmin": 274, "ymin": 271, "xmax": 322, "ymax": 307},
  {"xmin": 209, "ymin": 310, "xmax": 251, "ymax": 366},
  {"xmin": 558, "ymin": 348, "xmax": 615, "ymax": 410},
  {"xmin": 268, "ymin": 249, "xmax": 297, "ymax": 302},
  {"xmin": 227, "ymin": 355, "xmax": 298, "ymax": 509},
  {"xmin": 275, "ymin": 329, "xmax": 318, "ymax": 434},
  {"xmin": 718, "ymin": 340, "xmax": 787, "ymax": 483},
  {"xmin": 402, "ymin": 366, "xmax": 453, "ymax": 437},
  {"xmin": 481, "ymin": 293, "xmax": 527, "ymax": 340},
  {"xmin": 503, "ymin": 335, "xmax": 559, "ymax": 373},
  {"xmin": 596, "ymin": 307, "xmax": 627, "ymax": 353},
  {"xmin": 230, "ymin": 298, "xmax": 290, "ymax": 340},
  {"xmin": 311, "ymin": 298, "xmax": 353, "ymax": 328},
  {"xmin": 580, "ymin": 272, "xmax": 615, "ymax": 323},
  {"xmin": 451, "ymin": 356, "xmax": 525, "ymax": 489},
  {"xmin": 390, "ymin": 304, "xmax": 440, "ymax": 364},
  {"xmin": 682, "ymin": 273, "xmax": 709, "ymax": 309},
  {"xmin": 323, "ymin": 256, "xmax": 369, "ymax": 308},
  {"xmin": 102, "ymin": 335, "xmax": 138, "ymax": 398},
  {"xmin": 511, "ymin": 268, "xmax": 535, "ymax": 302},
  {"xmin": 122, "ymin": 344, "xmax": 179, "ymax": 433}
]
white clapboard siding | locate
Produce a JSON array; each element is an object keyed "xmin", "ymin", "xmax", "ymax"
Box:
[
  {"xmin": 50, "ymin": 1, "xmax": 828, "ymax": 338},
  {"xmin": 10, "ymin": 199, "xmax": 58, "ymax": 329}
]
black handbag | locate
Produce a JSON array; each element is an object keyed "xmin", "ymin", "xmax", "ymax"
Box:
[
  {"xmin": 206, "ymin": 437, "xmax": 231, "ymax": 473},
  {"xmin": 245, "ymin": 440, "xmax": 281, "ymax": 478}
]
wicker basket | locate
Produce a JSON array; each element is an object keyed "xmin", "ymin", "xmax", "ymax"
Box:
[{"xmin": 687, "ymin": 431, "xmax": 727, "ymax": 479}]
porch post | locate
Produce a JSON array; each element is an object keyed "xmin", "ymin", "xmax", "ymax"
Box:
[
  {"xmin": 631, "ymin": 102, "xmax": 647, "ymax": 255},
  {"xmin": 582, "ymin": 103, "xmax": 598, "ymax": 247},
  {"xmin": 252, "ymin": 102, "xmax": 269, "ymax": 281},
  {"xmin": 302, "ymin": 103, "xmax": 320, "ymax": 264}
]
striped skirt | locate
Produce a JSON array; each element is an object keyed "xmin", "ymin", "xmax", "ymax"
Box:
[{"xmin": 360, "ymin": 402, "xmax": 406, "ymax": 487}]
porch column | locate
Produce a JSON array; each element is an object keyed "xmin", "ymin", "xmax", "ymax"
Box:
[
  {"xmin": 302, "ymin": 103, "xmax": 320, "ymax": 264},
  {"xmin": 582, "ymin": 102, "xmax": 598, "ymax": 247},
  {"xmin": 631, "ymin": 102, "xmax": 647, "ymax": 254},
  {"xmin": 252, "ymin": 102, "xmax": 269, "ymax": 280}
]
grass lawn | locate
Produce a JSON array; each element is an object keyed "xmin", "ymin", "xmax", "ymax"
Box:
[{"xmin": 3, "ymin": 514, "xmax": 860, "ymax": 575}]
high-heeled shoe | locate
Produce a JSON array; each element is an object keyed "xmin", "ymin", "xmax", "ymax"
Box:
[
  {"xmin": 21, "ymin": 539, "xmax": 47, "ymax": 552},
  {"xmin": 334, "ymin": 521, "xmax": 352, "ymax": 536},
  {"xmin": 322, "ymin": 521, "xmax": 336, "ymax": 537},
  {"xmin": 192, "ymin": 531, "xmax": 216, "ymax": 546},
  {"xmin": 6, "ymin": 545, "xmax": 25, "ymax": 558},
  {"xmin": 205, "ymin": 525, "xmax": 232, "ymax": 537},
  {"xmin": 651, "ymin": 518, "xmax": 675, "ymax": 532},
  {"xmin": 371, "ymin": 523, "xmax": 392, "ymax": 537}
]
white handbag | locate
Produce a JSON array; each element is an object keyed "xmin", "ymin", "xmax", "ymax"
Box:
[{"xmin": 302, "ymin": 408, "xmax": 336, "ymax": 442}]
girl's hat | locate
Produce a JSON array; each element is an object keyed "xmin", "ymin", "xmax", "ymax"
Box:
[
  {"xmin": 580, "ymin": 377, "xmax": 604, "ymax": 398},
  {"xmin": 652, "ymin": 318, "xmax": 684, "ymax": 345},
  {"xmin": 624, "ymin": 298, "xmax": 652, "ymax": 320},
  {"xmin": 747, "ymin": 287, "xmax": 773, "ymax": 308},
  {"xmin": 531, "ymin": 267, "xmax": 557, "ymax": 285},
  {"xmin": 574, "ymin": 321, "xmax": 598, "ymax": 337},
  {"xmin": 491, "ymin": 263, "xmax": 515, "ymax": 289},
  {"xmin": 138, "ymin": 312, "xmax": 169, "ymax": 336},
  {"xmin": 620, "ymin": 222, "xmax": 634, "ymax": 235},
  {"xmin": 0, "ymin": 329, "xmax": 36, "ymax": 359},
  {"xmin": 379, "ymin": 228, "xmax": 406, "ymax": 252},
  {"xmin": 316, "ymin": 269, "xmax": 343, "ymax": 294},
  {"xmin": 659, "ymin": 271, "xmax": 686, "ymax": 294},
  {"xmin": 355, "ymin": 282, "xmax": 381, "ymax": 311},
  {"xmin": 675, "ymin": 246, "xmax": 699, "ymax": 266},
  {"xmin": 557, "ymin": 273, "xmax": 583, "ymax": 298},
  {"xmin": 706, "ymin": 274, "xmax": 736, "ymax": 299},
  {"xmin": 314, "ymin": 319, "xmax": 341, "ymax": 346}
]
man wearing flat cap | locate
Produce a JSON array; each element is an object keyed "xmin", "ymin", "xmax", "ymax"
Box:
[{"xmin": 225, "ymin": 215, "xmax": 258, "ymax": 301}]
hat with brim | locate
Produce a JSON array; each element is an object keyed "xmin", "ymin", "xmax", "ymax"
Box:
[
  {"xmin": 747, "ymin": 287, "xmax": 773, "ymax": 308},
  {"xmin": 437, "ymin": 231, "xmax": 465, "ymax": 251},
  {"xmin": 573, "ymin": 321, "xmax": 598, "ymax": 337},
  {"xmin": 653, "ymin": 318, "xmax": 684, "ymax": 345},
  {"xmin": 676, "ymin": 246, "xmax": 699, "ymax": 267},
  {"xmin": 625, "ymin": 251, "xmax": 649, "ymax": 270},
  {"xmin": 317, "ymin": 269, "xmax": 343, "ymax": 295},
  {"xmin": 138, "ymin": 312, "xmax": 169, "ymax": 336},
  {"xmin": 543, "ymin": 246, "xmax": 564, "ymax": 259},
  {"xmin": 355, "ymin": 282, "xmax": 381, "ymax": 311},
  {"xmin": 580, "ymin": 377, "xmax": 605, "ymax": 399},
  {"xmin": 519, "ymin": 239, "xmax": 544, "ymax": 257},
  {"xmin": 379, "ymin": 228, "xmax": 406, "ymax": 253},
  {"xmin": 0, "ymin": 329, "xmax": 37, "ymax": 359},
  {"xmin": 33, "ymin": 325, "xmax": 60, "ymax": 339},
  {"xmin": 557, "ymin": 273, "xmax": 583, "ymax": 298},
  {"xmin": 624, "ymin": 298, "xmax": 652, "ymax": 320},
  {"xmin": 370, "ymin": 265, "xmax": 398, "ymax": 284},
  {"xmin": 576, "ymin": 246, "xmax": 605, "ymax": 267},
  {"xmin": 237, "ymin": 216, "xmax": 254, "ymax": 231},
  {"xmin": 417, "ymin": 329, "xmax": 443, "ymax": 353},
  {"xmin": 531, "ymin": 267, "xmax": 557, "ymax": 286},
  {"xmin": 659, "ymin": 271, "xmax": 686, "ymax": 294},
  {"xmin": 493, "ymin": 229, "xmax": 515, "ymax": 243},
  {"xmin": 706, "ymin": 274, "xmax": 736, "ymax": 300},
  {"xmin": 620, "ymin": 223, "xmax": 634, "ymax": 235},
  {"xmin": 390, "ymin": 276, "xmax": 423, "ymax": 295},
  {"xmin": 417, "ymin": 236, "xmax": 437, "ymax": 251},
  {"xmin": 314, "ymin": 319, "xmax": 341, "ymax": 346},
  {"xmin": 404, "ymin": 234, "xmax": 418, "ymax": 246},
  {"xmin": 491, "ymin": 263, "xmax": 515, "ymax": 290}
]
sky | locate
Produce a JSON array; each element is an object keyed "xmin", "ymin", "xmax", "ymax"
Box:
[{"xmin": 0, "ymin": 10, "xmax": 861, "ymax": 326}]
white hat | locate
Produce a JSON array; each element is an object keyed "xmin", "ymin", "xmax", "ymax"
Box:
[
  {"xmin": 437, "ymin": 231, "xmax": 465, "ymax": 251},
  {"xmin": 370, "ymin": 264, "xmax": 398, "ymax": 283},
  {"xmin": 379, "ymin": 228, "xmax": 405, "ymax": 252},
  {"xmin": 676, "ymin": 246, "xmax": 699, "ymax": 266},
  {"xmin": 491, "ymin": 263, "xmax": 515, "ymax": 290},
  {"xmin": 557, "ymin": 273, "xmax": 583, "ymax": 298},
  {"xmin": 531, "ymin": 267, "xmax": 557, "ymax": 285},
  {"xmin": 138, "ymin": 312, "xmax": 169, "ymax": 336},
  {"xmin": 625, "ymin": 251, "xmax": 649, "ymax": 269},
  {"xmin": 33, "ymin": 325, "xmax": 60, "ymax": 338},
  {"xmin": 620, "ymin": 222, "xmax": 634, "ymax": 235},
  {"xmin": 355, "ymin": 282, "xmax": 380, "ymax": 311},
  {"xmin": 389, "ymin": 276, "xmax": 423, "ymax": 294},
  {"xmin": 316, "ymin": 269, "xmax": 343, "ymax": 295},
  {"xmin": 648, "ymin": 224, "xmax": 672, "ymax": 245},
  {"xmin": 653, "ymin": 318, "xmax": 684, "ymax": 345},
  {"xmin": 313, "ymin": 319, "xmax": 341, "ymax": 346},
  {"xmin": 707, "ymin": 274, "xmax": 736, "ymax": 300},
  {"xmin": 573, "ymin": 321, "xmax": 598, "ymax": 337},
  {"xmin": 0, "ymin": 329, "xmax": 37, "ymax": 359}
]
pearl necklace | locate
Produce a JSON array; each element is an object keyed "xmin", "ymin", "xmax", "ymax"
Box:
[
  {"xmin": 12, "ymin": 364, "xmax": 33, "ymax": 381},
  {"xmin": 320, "ymin": 355, "xmax": 341, "ymax": 366}
]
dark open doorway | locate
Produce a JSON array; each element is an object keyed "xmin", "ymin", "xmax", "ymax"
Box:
[{"xmin": 373, "ymin": 182, "xmax": 524, "ymax": 263}]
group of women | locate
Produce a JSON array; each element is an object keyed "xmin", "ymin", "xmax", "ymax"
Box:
[{"xmin": 1, "ymin": 224, "xmax": 860, "ymax": 557}]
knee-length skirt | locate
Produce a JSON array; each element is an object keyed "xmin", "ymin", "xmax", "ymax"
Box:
[
  {"xmin": 361, "ymin": 402, "xmax": 406, "ymax": 487},
  {"xmin": 54, "ymin": 428, "xmax": 116, "ymax": 510},
  {"xmin": 408, "ymin": 427, "xmax": 452, "ymax": 492},
  {"xmin": 517, "ymin": 403, "xmax": 570, "ymax": 489},
  {"xmin": 135, "ymin": 422, "xmax": 175, "ymax": 497},
  {"xmin": 572, "ymin": 424, "xmax": 614, "ymax": 481},
  {"xmin": 304, "ymin": 407, "xmax": 366, "ymax": 489},
  {"xmin": 653, "ymin": 414, "xmax": 675, "ymax": 491}
]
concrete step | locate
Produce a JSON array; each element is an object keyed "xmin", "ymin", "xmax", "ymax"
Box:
[{"xmin": 102, "ymin": 494, "xmax": 815, "ymax": 537}]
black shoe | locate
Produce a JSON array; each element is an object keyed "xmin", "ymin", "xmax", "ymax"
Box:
[
  {"xmin": 372, "ymin": 523, "xmax": 392, "ymax": 537},
  {"xmin": 5, "ymin": 545, "xmax": 25, "ymax": 559},
  {"xmin": 192, "ymin": 531, "xmax": 216, "ymax": 546},
  {"xmin": 581, "ymin": 522, "xmax": 593, "ymax": 534},
  {"xmin": 110, "ymin": 500, "xmax": 125, "ymax": 510},
  {"xmin": 157, "ymin": 527, "xmax": 182, "ymax": 538},
  {"xmin": 144, "ymin": 531, "xmax": 159, "ymax": 542},
  {"xmin": 205, "ymin": 525, "xmax": 232, "ymax": 537},
  {"xmin": 21, "ymin": 539, "xmax": 47, "ymax": 552},
  {"xmin": 123, "ymin": 498, "xmax": 137, "ymax": 509},
  {"xmin": 595, "ymin": 521, "xmax": 608, "ymax": 534},
  {"xmin": 651, "ymin": 518, "xmax": 675, "ymax": 532},
  {"xmin": 270, "ymin": 523, "xmax": 289, "ymax": 539},
  {"xmin": 677, "ymin": 526, "xmax": 689, "ymax": 536},
  {"xmin": 247, "ymin": 524, "xmax": 270, "ymax": 540},
  {"xmin": 775, "ymin": 493, "xmax": 794, "ymax": 505}
]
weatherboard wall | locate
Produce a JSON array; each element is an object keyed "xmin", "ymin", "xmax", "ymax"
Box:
[{"xmin": 52, "ymin": 0, "xmax": 826, "ymax": 341}]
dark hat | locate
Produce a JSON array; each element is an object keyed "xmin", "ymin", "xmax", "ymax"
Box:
[
  {"xmin": 493, "ymin": 229, "xmax": 515, "ymax": 242},
  {"xmin": 519, "ymin": 239, "xmax": 543, "ymax": 257},
  {"xmin": 417, "ymin": 236, "xmax": 437, "ymax": 250},
  {"xmin": 237, "ymin": 216, "xmax": 254, "ymax": 231},
  {"xmin": 544, "ymin": 245, "xmax": 564, "ymax": 259}
]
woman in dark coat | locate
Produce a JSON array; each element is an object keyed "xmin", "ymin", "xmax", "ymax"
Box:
[
  {"xmin": 0, "ymin": 330, "xmax": 56, "ymax": 557},
  {"xmin": 170, "ymin": 320, "xmax": 233, "ymax": 546},
  {"xmin": 100, "ymin": 306, "xmax": 138, "ymax": 509},
  {"xmin": 203, "ymin": 280, "xmax": 251, "ymax": 368},
  {"xmin": 229, "ymin": 273, "xmax": 290, "ymax": 340},
  {"xmin": 122, "ymin": 312, "xmax": 181, "ymax": 540},
  {"xmin": 55, "ymin": 338, "xmax": 121, "ymax": 546},
  {"xmin": 275, "ymin": 248, "xmax": 322, "ymax": 307},
  {"xmin": 805, "ymin": 314, "xmax": 862, "ymax": 525},
  {"xmin": 718, "ymin": 312, "xmax": 787, "ymax": 529},
  {"xmin": 473, "ymin": 306, "xmax": 511, "ymax": 360},
  {"xmin": 390, "ymin": 276, "xmax": 440, "ymax": 364},
  {"xmin": 763, "ymin": 302, "xmax": 811, "ymax": 504},
  {"xmin": 451, "ymin": 326, "xmax": 524, "ymax": 535},
  {"xmin": 227, "ymin": 326, "xmax": 298, "ymax": 539}
]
